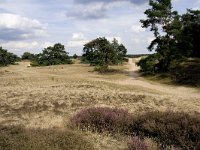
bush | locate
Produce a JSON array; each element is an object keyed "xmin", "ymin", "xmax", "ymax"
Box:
[
  {"xmin": 128, "ymin": 137, "xmax": 148, "ymax": 150},
  {"xmin": 21, "ymin": 52, "xmax": 36, "ymax": 60},
  {"xmin": 129, "ymin": 111, "xmax": 200, "ymax": 149},
  {"xmin": 31, "ymin": 43, "xmax": 73, "ymax": 67},
  {"xmin": 71, "ymin": 108, "xmax": 200, "ymax": 149},
  {"xmin": 71, "ymin": 107, "xmax": 132, "ymax": 133},
  {"xmin": 0, "ymin": 125, "xmax": 94, "ymax": 150},
  {"xmin": 94, "ymin": 65, "xmax": 109, "ymax": 73},
  {"xmin": 136, "ymin": 54, "xmax": 158, "ymax": 74},
  {"xmin": 0, "ymin": 47, "xmax": 20, "ymax": 67},
  {"xmin": 170, "ymin": 58, "xmax": 200, "ymax": 86}
]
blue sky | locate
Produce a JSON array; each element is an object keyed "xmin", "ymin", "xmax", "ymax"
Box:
[{"xmin": 0, "ymin": 0, "xmax": 199, "ymax": 56}]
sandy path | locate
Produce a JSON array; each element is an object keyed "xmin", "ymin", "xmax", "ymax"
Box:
[{"xmin": 119, "ymin": 58, "xmax": 200, "ymax": 100}]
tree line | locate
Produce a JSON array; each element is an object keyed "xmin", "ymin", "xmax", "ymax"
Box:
[{"xmin": 0, "ymin": 37, "xmax": 127, "ymax": 68}]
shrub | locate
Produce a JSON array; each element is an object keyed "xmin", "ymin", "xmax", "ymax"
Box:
[
  {"xmin": 128, "ymin": 111, "xmax": 200, "ymax": 149},
  {"xmin": 128, "ymin": 137, "xmax": 148, "ymax": 150},
  {"xmin": 170, "ymin": 58, "xmax": 200, "ymax": 86},
  {"xmin": 31, "ymin": 43, "xmax": 73, "ymax": 67},
  {"xmin": 73, "ymin": 54, "xmax": 78, "ymax": 59},
  {"xmin": 71, "ymin": 107, "xmax": 132, "ymax": 134},
  {"xmin": 0, "ymin": 47, "xmax": 20, "ymax": 67},
  {"xmin": 21, "ymin": 52, "xmax": 36, "ymax": 60},
  {"xmin": 136, "ymin": 54, "xmax": 158, "ymax": 74},
  {"xmin": 94, "ymin": 65, "xmax": 110, "ymax": 73},
  {"xmin": 0, "ymin": 125, "xmax": 94, "ymax": 150}
]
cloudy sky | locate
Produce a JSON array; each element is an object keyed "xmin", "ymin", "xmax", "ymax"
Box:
[{"xmin": 0, "ymin": 0, "xmax": 199, "ymax": 56}]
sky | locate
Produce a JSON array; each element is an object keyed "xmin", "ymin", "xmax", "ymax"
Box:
[{"xmin": 0, "ymin": 0, "xmax": 199, "ymax": 56}]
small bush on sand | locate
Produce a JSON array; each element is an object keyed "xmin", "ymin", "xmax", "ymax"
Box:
[
  {"xmin": 129, "ymin": 111, "xmax": 200, "ymax": 149},
  {"xmin": 71, "ymin": 107, "xmax": 132, "ymax": 133},
  {"xmin": 0, "ymin": 125, "xmax": 93, "ymax": 150},
  {"xmin": 128, "ymin": 137, "xmax": 148, "ymax": 150}
]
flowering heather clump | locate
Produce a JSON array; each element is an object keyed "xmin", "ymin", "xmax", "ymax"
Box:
[
  {"xmin": 128, "ymin": 137, "xmax": 148, "ymax": 150},
  {"xmin": 129, "ymin": 111, "xmax": 200, "ymax": 149},
  {"xmin": 71, "ymin": 107, "xmax": 132, "ymax": 133}
]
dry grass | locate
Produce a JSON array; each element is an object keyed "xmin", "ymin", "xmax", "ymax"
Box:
[{"xmin": 0, "ymin": 59, "xmax": 200, "ymax": 149}]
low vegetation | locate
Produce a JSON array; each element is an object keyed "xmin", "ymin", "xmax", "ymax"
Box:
[
  {"xmin": 0, "ymin": 125, "xmax": 94, "ymax": 150},
  {"xmin": 71, "ymin": 107, "xmax": 132, "ymax": 133},
  {"xmin": 130, "ymin": 111, "xmax": 200, "ymax": 149},
  {"xmin": 128, "ymin": 138, "xmax": 148, "ymax": 150},
  {"xmin": 72, "ymin": 107, "xmax": 200, "ymax": 149},
  {"xmin": 170, "ymin": 58, "xmax": 200, "ymax": 86}
]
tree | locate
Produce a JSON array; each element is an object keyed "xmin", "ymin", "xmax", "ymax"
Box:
[
  {"xmin": 32, "ymin": 43, "xmax": 72, "ymax": 66},
  {"xmin": 82, "ymin": 37, "xmax": 127, "ymax": 67},
  {"xmin": 21, "ymin": 52, "xmax": 35, "ymax": 60},
  {"xmin": 73, "ymin": 54, "xmax": 78, "ymax": 59},
  {"xmin": 179, "ymin": 10, "xmax": 200, "ymax": 57},
  {"xmin": 0, "ymin": 47, "xmax": 20, "ymax": 67},
  {"xmin": 140, "ymin": 0, "xmax": 178, "ymax": 71},
  {"xmin": 137, "ymin": 0, "xmax": 200, "ymax": 85}
]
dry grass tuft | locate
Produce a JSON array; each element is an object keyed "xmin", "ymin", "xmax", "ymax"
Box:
[{"xmin": 0, "ymin": 125, "xmax": 94, "ymax": 150}]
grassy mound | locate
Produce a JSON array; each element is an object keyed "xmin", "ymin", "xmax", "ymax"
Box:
[{"xmin": 0, "ymin": 125, "xmax": 93, "ymax": 150}]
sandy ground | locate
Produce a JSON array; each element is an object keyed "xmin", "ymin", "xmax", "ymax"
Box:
[{"xmin": 0, "ymin": 59, "xmax": 199, "ymax": 149}]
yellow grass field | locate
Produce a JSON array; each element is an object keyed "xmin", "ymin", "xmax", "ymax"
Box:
[{"xmin": 0, "ymin": 59, "xmax": 200, "ymax": 149}]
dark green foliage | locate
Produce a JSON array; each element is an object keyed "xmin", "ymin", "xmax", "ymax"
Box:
[
  {"xmin": 0, "ymin": 47, "xmax": 20, "ymax": 67},
  {"xmin": 73, "ymin": 54, "xmax": 78, "ymax": 59},
  {"xmin": 138, "ymin": 0, "xmax": 200, "ymax": 84},
  {"xmin": 180, "ymin": 10, "xmax": 200, "ymax": 57},
  {"xmin": 126, "ymin": 54, "xmax": 150, "ymax": 58},
  {"xmin": 0, "ymin": 125, "xmax": 94, "ymax": 150},
  {"xmin": 136, "ymin": 54, "xmax": 158, "ymax": 74},
  {"xmin": 129, "ymin": 111, "xmax": 200, "ymax": 149},
  {"xmin": 21, "ymin": 52, "xmax": 36, "ymax": 60},
  {"xmin": 170, "ymin": 58, "xmax": 200, "ymax": 86},
  {"xmin": 71, "ymin": 107, "xmax": 132, "ymax": 134},
  {"xmin": 94, "ymin": 65, "xmax": 110, "ymax": 73},
  {"xmin": 31, "ymin": 43, "xmax": 72, "ymax": 66},
  {"xmin": 82, "ymin": 37, "xmax": 127, "ymax": 66},
  {"xmin": 128, "ymin": 138, "xmax": 148, "ymax": 150}
]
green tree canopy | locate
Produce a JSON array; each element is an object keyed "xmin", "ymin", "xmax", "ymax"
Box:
[
  {"xmin": 138, "ymin": 0, "xmax": 200, "ymax": 73},
  {"xmin": 0, "ymin": 47, "xmax": 20, "ymax": 67},
  {"xmin": 32, "ymin": 43, "xmax": 72, "ymax": 66},
  {"xmin": 21, "ymin": 52, "xmax": 36, "ymax": 60},
  {"xmin": 82, "ymin": 37, "xmax": 127, "ymax": 66}
]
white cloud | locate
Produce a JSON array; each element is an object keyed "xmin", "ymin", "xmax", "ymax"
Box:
[
  {"xmin": 41, "ymin": 42, "xmax": 54, "ymax": 48},
  {"xmin": 0, "ymin": 13, "xmax": 47, "ymax": 41},
  {"xmin": 131, "ymin": 25, "xmax": 145, "ymax": 33},
  {"xmin": 72, "ymin": 33, "xmax": 86, "ymax": 41},
  {"xmin": 106, "ymin": 36, "xmax": 122, "ymax": 44},
  {"xmin": 67, "ymin": 32, "xmax": 89, "ymax": 47},
  {"xmin": 66, "ymin": 3, "xmax": 107, "ymax": 20},
  {"xmin": 2, "ymin": 41, "xmax": 38, "ymax": 49},
  {"xmin": 67, "ymin": 40, "xmax": 88, "ymax": 47}
]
